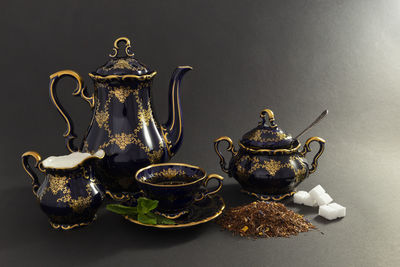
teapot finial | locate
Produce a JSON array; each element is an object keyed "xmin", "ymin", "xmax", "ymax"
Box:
[
  {"xmin": 260, "ymin": 109, "xmax": 277, "ymax": 128},
  {"xmin": 109, "ymin": 37, "xmax": 134, "ymax": 58}
]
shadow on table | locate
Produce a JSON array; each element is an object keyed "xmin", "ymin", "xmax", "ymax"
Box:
[
  {"xmin": 0, "ymin": 186, "xmax": 210, "ymax": 264},
  {"xmin": 1, "ymin": 184, "xmax": 339, "ymax": 263}
]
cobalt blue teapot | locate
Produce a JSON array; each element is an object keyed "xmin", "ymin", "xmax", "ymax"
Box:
[{"xmin": 49, "ymin": 37, "xmax": 192, "ymax": 200}]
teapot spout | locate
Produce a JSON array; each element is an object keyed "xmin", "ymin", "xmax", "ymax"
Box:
[{"xmin": 162, "ymin": 66, "xmax": 192, "ymax": 157}]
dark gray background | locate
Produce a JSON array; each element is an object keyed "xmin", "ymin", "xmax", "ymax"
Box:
[{"xmin": 1, "ymin": 0, "xmax": 399, "ymax": 266}]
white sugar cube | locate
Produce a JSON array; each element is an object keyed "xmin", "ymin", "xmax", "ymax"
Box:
[
  {"xmin": 293, "ymin": 191, "xmax": 308, "ymax": 204},
  {"xmin": 319, "ymin": 203, "xmax": 346, "ymax": 220},
  {"xmin": 294, "ymin": 191, "xmax": 318, "ymax": 207},
  {"xmin": 309, "ymin": 187, "xmax": 333, "ymax": 206},
  {"xmin": 309, "ymin": 184, "xmax": 326, "ymax": 195},
  {"xmin": 328, "ymin": 203, "xmax": 346, "ymax": 217},
  {"xmin": 319, "ymin": 205, "xmax": 337, "ymax": 220},
  {"xmin": 303, "ymin": 193, "xmax": 318, "ymax": 207},
  {"xmin": 317, "ymin": 192, "xmax": 333, "ymax": 206}
]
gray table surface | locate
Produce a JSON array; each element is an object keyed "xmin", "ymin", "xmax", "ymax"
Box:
[{"xmin": 1, "ymin": 0, "xmax": 399, "ymax": 266}]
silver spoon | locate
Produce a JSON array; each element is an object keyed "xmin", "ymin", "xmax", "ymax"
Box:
[{"xmin": 294, "ymin": 110, "xmax": 328, "ymax": 140}]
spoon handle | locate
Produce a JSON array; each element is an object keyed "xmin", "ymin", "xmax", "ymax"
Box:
[{"xmin": 294, "ymin": 110, "xmax": 328, "ymax": 140}]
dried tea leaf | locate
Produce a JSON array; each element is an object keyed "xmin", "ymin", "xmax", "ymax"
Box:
[{"xmin": 216, "ymin": 201, "xmax": 316, "ymax": 238}]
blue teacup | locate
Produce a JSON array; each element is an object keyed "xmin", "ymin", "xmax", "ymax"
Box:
[{"xmin": 135, "ymin": 163, "xmax": 224, "ymax": 214}]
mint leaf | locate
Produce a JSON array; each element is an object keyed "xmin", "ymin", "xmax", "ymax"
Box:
[
  {"xmin": 155, "ymin": 214, "xmax": 176, "ymax": 225},
  {"xmin": 106, "ymin": 204, "xmax": 138, "ymax": 215},
  {"xmin": 137, "ymin": 197, "xmax": 159, "ymax": 214},
  {"xmin": 138, "ymin": 213, "xmax": 157, "ymax": 225},
  {"xmin": 107, "ymin": 198, "xmax": 174, "ymax": 225}
]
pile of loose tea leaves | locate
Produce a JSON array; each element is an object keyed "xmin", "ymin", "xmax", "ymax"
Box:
[{"xmin": 216, "ymin": 201, "xmax": 316, "ymax": 238}]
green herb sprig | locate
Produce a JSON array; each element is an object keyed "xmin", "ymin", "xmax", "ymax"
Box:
[{"xmin": 106, "ymin": 197, "xmax": 175, "ymax": 225}]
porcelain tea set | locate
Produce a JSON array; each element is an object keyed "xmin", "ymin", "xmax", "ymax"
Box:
[{"xmin": 22, "ymin": 37, "xmax": 326, "ymax": 230}]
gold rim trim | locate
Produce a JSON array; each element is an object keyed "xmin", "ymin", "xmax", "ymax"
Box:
[
  {"xmin": 123, "ymin": 195, "xmax": 225, "ymax": 228},
  {"xmin": 241, "ymin": 190, "xmax": 296, "ymax": 201},
  {"xmin": 88, "ymin": 71, "xmax": 157, "ymax": 81},
  {"xmin": 135, "ymin": 163, "xmax": 207, "ymax": 187},
  {"xmin": 154, "ymin": 210, "xmax": 189, "ymax": 220},
  {"xmin": 49, "ymin": 215, "xmax": 97, "ymax": 230},
  {"xmin": 105, "ymin": 190, "xmax": 132, "ymax": 201},
  {"xmin": 239, "ymin": 141, "xmax": 301, "ymax": 154}
]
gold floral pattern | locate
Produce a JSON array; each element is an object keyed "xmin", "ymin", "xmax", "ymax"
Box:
[
  {"xmin": 111, "ymin": 86, "xmax": 134, "ymax": 103},
  {"xmin": 292, "ymin": 157, "xmax": 307, "ymax": 183},
  {"xmin": 68, "ymin": 195, "xmax": 92, "ymax": 213},
  {"xmin": 48, "ymin": 175, "xmax": 70, "ymax": 195},
  {"xmin": 153, "ymin": 168, "xmax": 186, "ymax": 179},
  {"xmin": 132, "ymin": 86, "xmax": 153, "ymax": 126},
  {"xmin": 95, "ymin": 111, "xmax": 109, "ymax": 128},
  {"xmin": 109, "ymin": 133, "xmax": 135, "ymax": 150},
  {"xmin": 107, "ymin": 58, "xmax": 147, "ymax": 71},
  {"xmin": 247, "ymin": 129, "xmax": 288, "ymax": 143},
  {"xmin": 46, "ymin": 174, "xmax": 94, "ymax": 214},
  {"xmin": 236, "ymin": 155, "xmax": 292, "ymax": 176},
  {"xmin": 148, "ymin": 142, "xmax": 165, "ymax": 163},
  {"xmin": 260, "ymin": 159, "xmax": 282, "ymax": 176},
  {"xmin": 235, "ymin": 155, "xmax": 308, "ymax": 182},
  {"xmin": 91, "ymin": 81, "xmax": 165, "ymax": 161},
  {"xmin": 113, "ymin": 59, "xmax": 133, "ymax": 69}
]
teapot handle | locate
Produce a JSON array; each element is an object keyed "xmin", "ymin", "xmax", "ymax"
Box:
[
  {"xmin": 49, "ymin": 70, "xmax": 94, "ymax": 152},
  {"xmin": 300, "ymin": 137, "xmax": 326, "ymax": 174},
  {"xmin": 214, "ymin": 136, "xmax": 237, "ymax": 174},
  {"xmin": 21, "ymin": 151, "xmax": 45, "ymax": 197}
]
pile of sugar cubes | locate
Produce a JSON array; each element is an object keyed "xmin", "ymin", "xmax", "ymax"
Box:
[{"xmin": 293, "ymin": 185, "xmax": 346, "ymax": 220}]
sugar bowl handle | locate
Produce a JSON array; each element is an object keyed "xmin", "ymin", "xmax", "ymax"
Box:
[
  {"xmin": 300, "ymin": 137, "xmax": 326, "ymax": 174},
  {"xmin": 195, "ymin": 174, "xmax": 224, "ymax": 202},
  {"xmin": 214, "ymin": 136, "xmax": 237, "ymax": 174},
  {"xmin": 21, "ymin": 151, "xmax": 45, "ymax": 197},
  {"xmin": 49, "ymin": 70, "xmax": 94, "ymax": 152}
]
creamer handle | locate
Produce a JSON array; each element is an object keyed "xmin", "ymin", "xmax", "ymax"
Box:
[{"xmin": 21, "ymin": 151, "xmax": 45, "ymax": 197}]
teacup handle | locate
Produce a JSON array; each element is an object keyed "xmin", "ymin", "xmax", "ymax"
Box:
[
  {"xmin": 21, "ymin": 151, "xmax": 46, "ymax": 197},
  {"xmin": 195, "ymin": 174, "xmax": 224, "ymax": 202}
]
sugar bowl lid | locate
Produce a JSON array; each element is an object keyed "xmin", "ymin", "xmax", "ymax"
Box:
[
  {"xmin": 91, "ymin": 37, "xmax": 155, "ymax": 77},
  {"xmin": 240, "ymin": 109, "xmax": 294, "ymax": 150}
]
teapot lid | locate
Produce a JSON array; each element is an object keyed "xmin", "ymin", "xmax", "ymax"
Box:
[
  {"xmin": 92, "ymin": 37, "xmax": 156, "ymax": 77},
  {"xmin": 240, "ymin": 109, "xmax": 294, "ymax": 150}
]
